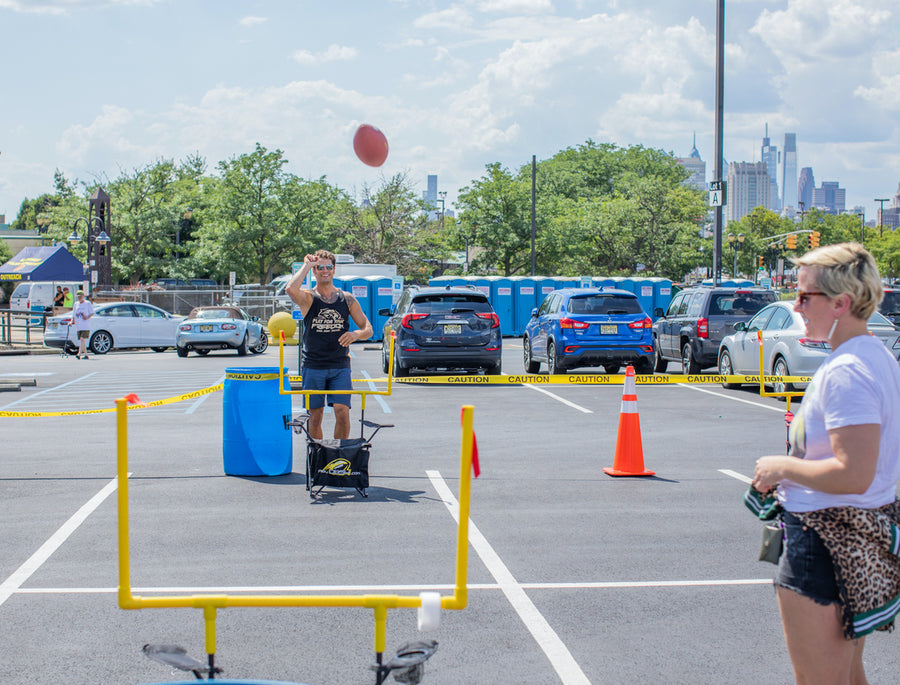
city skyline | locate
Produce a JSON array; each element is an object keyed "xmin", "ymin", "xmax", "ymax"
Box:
[{"xmin": 1, "ymin": 1, "xmax": 898, "ymax": 224}]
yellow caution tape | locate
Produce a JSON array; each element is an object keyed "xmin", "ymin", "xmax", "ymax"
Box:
[
  {"xmin": 224, "ymin": 372, "xmax": 281, "ymax": 381},
  {"xmin": 0, "ymin": 383, "xmax": 224, "ymax": 418},
  {"xmin": 364, "ymin": 373, "xmax": 811, "ymax": 385}
]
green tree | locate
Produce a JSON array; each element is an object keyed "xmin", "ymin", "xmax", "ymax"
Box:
[
  {"xmin": 456, "ymin": 163, "xmax": 532, "ymax": 276},
  {"xmin": 196, "ymin": 143, "xmax": 342, "ymax": 284},
  {"xmin": 337, "ymin": 173, "xmax": 448, "ymax": 281}
]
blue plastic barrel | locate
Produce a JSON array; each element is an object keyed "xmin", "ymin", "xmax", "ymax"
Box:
[{"xmin": 222, "ymin": 367, "xmax": 292, "ymax": 476}]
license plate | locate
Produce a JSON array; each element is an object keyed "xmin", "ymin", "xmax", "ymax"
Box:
[
  {"xmin": 443, "ymin": 324, "xmax": 462, "ymax": 334},
  {"xmin": 600, "ymin": 324, "xmax": 618, "ymax": 334},
  {"xmin": 200, "ymin": 324, "xmax": 213, "ymax": 332}
]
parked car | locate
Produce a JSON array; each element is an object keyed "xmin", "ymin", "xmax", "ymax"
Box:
[
  {"xmin": 880, "ymin": 286, "xmax": 900, "ymax": 327},
  {"xmin": 43, "ymin": 301, "xmax": 182, "ymax": 354},
  {"xmin": 653, "ymin": 286, "xmax": 778, "ymax": 373},
  {"xmin": 175, "ymin": 305, "xmax": 268, "ymax": 357},
  {"xmin": 717, "ymin": 300, "xmax": 900, "ymax": 391},
  {"xmin": 379, "ymin": 285, "xmax": 502, "ymax": 376},
  {"xmin": 523, "ymin": 288, "xmax": 654, "ymax": 374}
]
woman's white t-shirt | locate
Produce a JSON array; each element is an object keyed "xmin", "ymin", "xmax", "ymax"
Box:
[{"xmin": 780, "ymin": 334, "xmax": 900, "ymax": 512}]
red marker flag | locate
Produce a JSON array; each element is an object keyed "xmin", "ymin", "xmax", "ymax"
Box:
[
  {"xmin": 123, "ymin": 393, "xmax": 148, "ymax": 408},
  {"xmin": 461, "ymin": 408, "xmax": 480, "ymax": 478}
]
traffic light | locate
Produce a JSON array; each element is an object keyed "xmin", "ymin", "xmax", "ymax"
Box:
[
  {"xmin": 786, "ymin": 233, "xmax": 798, "ymax": 250},
  {"xmin": 809, "ymin": 231, "xmax": 820, "ymax": 248},
  {"xmin": 757, "ymin": 256, "xmax": 765, "ymax": 269}
]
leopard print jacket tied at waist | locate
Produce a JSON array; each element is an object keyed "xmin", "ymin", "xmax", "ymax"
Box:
[{"xmin": 797, "ymin": 500, "xmax": 900, "ymax": 639}]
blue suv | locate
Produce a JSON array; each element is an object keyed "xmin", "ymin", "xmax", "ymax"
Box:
[{"xmin": 523, "ymin": 288, "xmax": 654, "ymax": 374}]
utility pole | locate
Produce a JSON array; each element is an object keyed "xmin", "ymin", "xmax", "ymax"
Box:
[
  {"xmin": 713, "ymin": 0, "xmax": 725, "ymax": 286},
  {"xmin": 875, "ymin": 198, "xmax": 890, "ymax": 237}
]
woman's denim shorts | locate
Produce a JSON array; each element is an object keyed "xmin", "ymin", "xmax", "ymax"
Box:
[{"xmin": 775, "ymin": 511, "xmax": 840, "ymax": 606}]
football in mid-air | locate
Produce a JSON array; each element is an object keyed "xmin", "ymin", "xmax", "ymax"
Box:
[{"xmin": 353, "ymin": 124, "xmax": 389, "ymax": 167}]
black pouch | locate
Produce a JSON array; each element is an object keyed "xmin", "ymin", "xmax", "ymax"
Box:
[
  {"xmin": 308, "ymin": 437, "xmax": 370, "ymax": 491},
  {"xmin": 759, "ymin": 520, "xmax": 784, "ymax": 564}
]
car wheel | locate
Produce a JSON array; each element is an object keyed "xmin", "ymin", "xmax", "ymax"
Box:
[
  {"xmin": 523, "ymin": 336, "xmax": 540, "ymax": 373},
  {"xmin": 382, "ymin": 343, "xmax": 390, "ymax": 374},
  {"xmin": 718, "ymin": 348, "xmax": 739, "ymax": 389},
  {"xmin": 176, "ymin": 345, "xmax": 189, "ymax": 358},
  {"xmin": 237, "ymin": 333, "xmax": 249, "ymax": 356},
  {"xmin": 89, "ymin": 330, "xmax": 113, "ymax": 355},
  {"xmin": 603, "ymin": 363, "xmax": 620, "ymax": 374},
  {"xmin": 681, "ymin": 342, "xmax": 700, "ymax": 374},
  {"xmin": 487, "ymin": 360, "xmax": 502, "ymax": 375},
  {"xmin": 653, "ymin": 340, "xmax": 668, "ymax": 372},
  {"xmin": 251, "ymin": 331, "xmax": 268, "ymax": 354},
  {"xmin": 547, "ymin": 342, "xmax": 564, "ymax": 374},
  {"xmin": 773, "ymin": 356, "xmax": 794, "ymax": 394},
  {"xmin": 393, "ymin": 346, "xmax": 409, "ymax": 377},
  {"xmin": 196, "ymin": 349, "xmax": 210, "ymax": 356},
  {"xmin": 151, "ymin": 347, "xmax": 168, "ymax": 353},
  {"xmin": 633, "ymin": 358, "xmax": 653, "ymax": 375}
]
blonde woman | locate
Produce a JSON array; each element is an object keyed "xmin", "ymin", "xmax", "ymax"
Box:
[{"xmin": 753, "ymin": 243, "xmax": 900, "ymax": 684}]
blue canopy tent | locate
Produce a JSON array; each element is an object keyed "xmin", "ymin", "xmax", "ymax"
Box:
[{"xmin": 0, "ymin": 246, "xmax": 84, "ymax": 282}]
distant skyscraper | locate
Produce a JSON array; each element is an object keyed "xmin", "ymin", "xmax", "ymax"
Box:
[
  {"xmin": 760, "ymin": 124, "xmax": 780, "ymax": 211},
  {"xmin": 725, "ymin": 161, "xmax": 771, "ymax": 225},
  {"xmin": 423, "ymin": 174, "xmax": 439, "ymax": 220},
  {"xmin": 782, "ymin": 133, "xmax": 798, "ymax": 210},
  {"xmin": 879, "ymin": 184, "xmax": 900, "ymax": 231},
  {"xmin": 798, "ymin": 167, "xmax": 815, "ymax": 210},
  {"xmin": 811, "ymin": 181, "xmax": 846, "ymax": 215},
  {"xmin": 676, "ymin": 133, "xmax": 706, "ymax": 190}
]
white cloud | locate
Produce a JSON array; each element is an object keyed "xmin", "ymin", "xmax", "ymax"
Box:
[
  {"xmin": 855, "ymin": 47, "xmax": 900, "ymax": 111},
  {"xmin": 477, "ymin": 0, "xmax": 553, "ymax": 14},
  {"xmin": 239, "ymin": 16, "xmax": 267, "ymax": 27},
  {"xmin": 292, "ymin": 44, "xmax": 358, "ymax": 66}
]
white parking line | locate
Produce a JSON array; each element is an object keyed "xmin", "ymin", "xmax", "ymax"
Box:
[
  {"xmin": 676, "ymin": 383, "xmax": 786, "ymax": 412},
  {"xmin": 0, "ymin": 372, "xmax": 98, "ymax": 410},
  {"xmin": 0, "ymin": 476, "xmax": 120, "ymax": 608},
  {"xmin": 360, "ymin": 369, "xmax": 391, "ymax": 413},
  {"xmin": 428, "ymin": 469, "xmax": 591, "ymax": 685},
  {"xmin": 521, "ymin": 382, "xmax": 593, "ymax": 413},
  {"xmin": 719, "ymin": 468, "xmax": 753, "ymax": 484}
]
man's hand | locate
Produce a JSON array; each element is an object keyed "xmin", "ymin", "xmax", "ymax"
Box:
[{"xmin": 338, "ymin": 330, "xmax": 359, "ymax": 347}]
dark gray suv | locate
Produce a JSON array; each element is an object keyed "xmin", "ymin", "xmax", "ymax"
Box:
[
  {"xmin": 880, "ymin": 287, "xmax": 900, "ymax": 328},
  {"xmin": 652, "ymin": 286, "xmax": 777, "ymax": 373},
  {"xmin": 379, "ymin": 285, "xmax": 502, "ymax": 376}
]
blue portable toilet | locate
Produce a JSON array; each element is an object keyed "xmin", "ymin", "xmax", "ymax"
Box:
[
  {"xmin": 647, "ymin": 277, "xmax": 673, "ymax": 319},
  {"xmin": 486, "ymin": 276, "xmax": 514, "ymax": 336},
  {"xmin": 429, "ymin": 275, "xmax": 466, "ymax": 288},
  {"xmin": 511, "ymin": 276, "xmax": 538, "ymax": 336},
  {"xmin": 608, "ymin": 276, "xmax": 628, "ymax": 292},
  {"xmin": 618, "ymin": 277, "xmax": 637, "ymax": 294},
  {"xmin": 366, "ymin": 274, "xmax": 399, "ymax": 341},
  {"xmin": 534, "ymin": 277, "xmax": 559, "ymax": 306},
  {"xmin": 339, "ymin": 275, "xmax": 371, "ymax": 334},
  {"xmin": 633, "ymin": 278, "xmax": 655, "ymax": 315},
  {"xmin": 592, "ymin": 276, "xmax": 616, "ymax": 290},
  {"xmin": 469, "ymin": 275, "xmax": 491, "ymax": 299}
]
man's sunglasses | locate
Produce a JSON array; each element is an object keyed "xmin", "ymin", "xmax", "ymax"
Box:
[
  {"xmin": 797, "ymin": 291, "xmax": 827, "ymax": 305},
  {"xmin": 314, "ymin": 264, "xmax": 335, "ymax": 272}
]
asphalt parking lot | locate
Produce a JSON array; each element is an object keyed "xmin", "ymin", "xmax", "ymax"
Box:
[{"xmin": 3, "ymin": 342, "xmax": 900, "ymax": 684}]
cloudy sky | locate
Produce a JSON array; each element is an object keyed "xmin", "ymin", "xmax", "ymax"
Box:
[{"xmin": 1, "ymin": 0, "xmax": 898, "ymax": 223}]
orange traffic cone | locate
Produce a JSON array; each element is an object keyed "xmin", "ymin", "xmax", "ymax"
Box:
[{"xmin": 603, "ymin": 365, "xmax": 655, "ymax": 477}]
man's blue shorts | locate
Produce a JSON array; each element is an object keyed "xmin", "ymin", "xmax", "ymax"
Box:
[{"xmin": 301, "ymin": 367, "xmax": 352, "ymax": 410}]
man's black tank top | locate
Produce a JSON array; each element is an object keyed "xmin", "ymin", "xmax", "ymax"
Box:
[{"xmin": 302, "ymin": 290, "xmax": 351, "ymax": 369}]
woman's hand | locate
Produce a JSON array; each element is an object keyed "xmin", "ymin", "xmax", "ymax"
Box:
[{"xmin": 753, "ymin": 456, "xmax": 785, "ymax": 493}]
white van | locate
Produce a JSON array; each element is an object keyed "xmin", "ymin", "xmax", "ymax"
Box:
[{"xmin": 10, "ymin": 280, "xmax": 82, "ymax": 314}]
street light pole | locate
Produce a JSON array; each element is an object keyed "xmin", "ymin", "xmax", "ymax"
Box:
[
  {"xmin": 875, "ymin": 198, "xmax": 889, "ymax": 237},
  {"xmin": 437, "ymin": 192, "xmax": 447, "ymax": 230},
  {"xmin": 857, "ymin": 213, "xmax": 865, "ymax": 243}
]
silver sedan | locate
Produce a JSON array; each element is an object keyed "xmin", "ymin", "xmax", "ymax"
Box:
[
  {"xmin": 43, "ymin": 301, "xmax": 182, "ymax": 354},
  {"xmin": 717, "ymin": 300, "xmax": 900, "ymax": 391}
]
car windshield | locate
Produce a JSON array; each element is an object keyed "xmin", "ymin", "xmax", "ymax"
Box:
[
  {"xmin": 411, "ymin": 295, "xmax": 492, "ymax": 314},
  {"xmin": 567, "ymin": 295, "xmax": 642, "ymax": 315},
  {"xmin": 882, "ymin": 291, "xmax": 900, "ymax": 315},
  {"xmin": 191, "ymin": 309, "xmax": 236, "ymax": 320},
  {"xmin": 709, "ymin": 292, "xmax": 773, "ymax": 316},
  {"xmin": 869, "ymin": 311, "xmax": 892, "ymax": 326}
]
